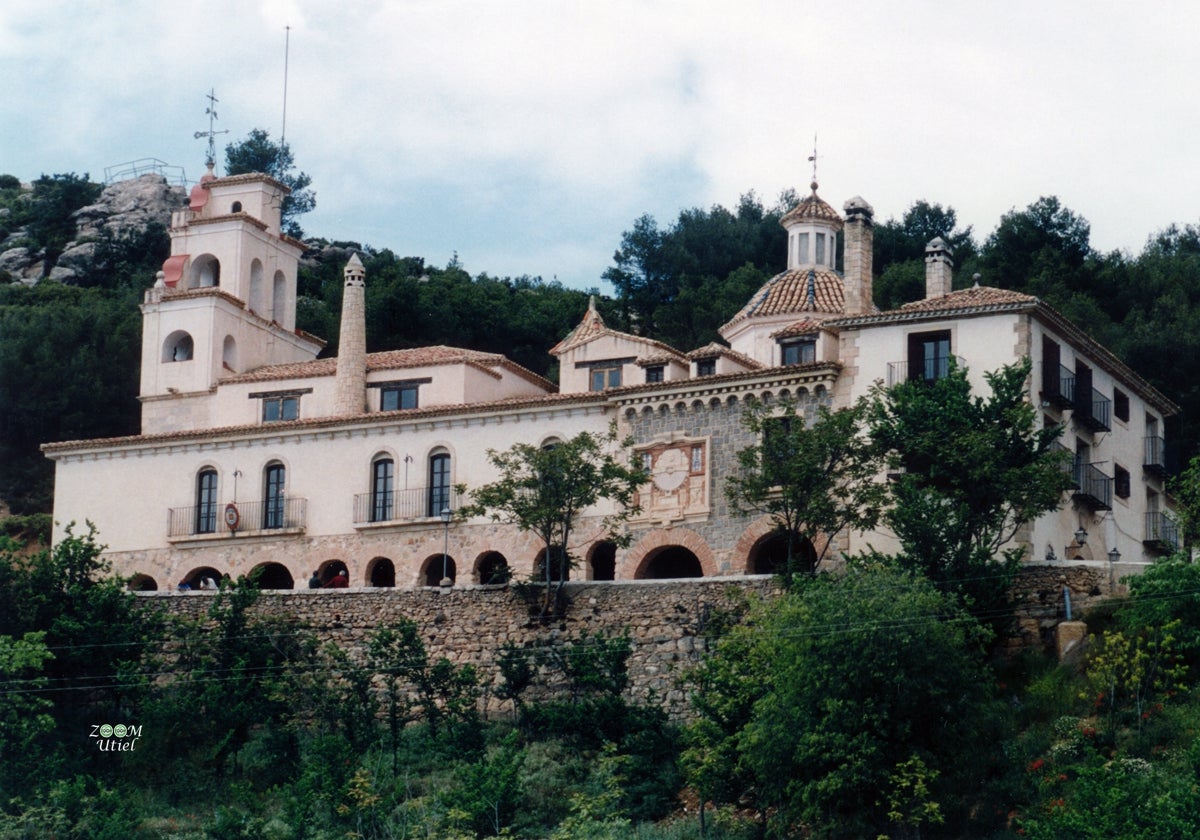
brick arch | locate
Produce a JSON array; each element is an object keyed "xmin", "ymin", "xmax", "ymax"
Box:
[
  {"xmin": 733, "ymin": 517, "xmax": 831, "ymax": 574},
  {"xmin": 625, "ymin": 528, "xmax": 716, "ymax": 579}
]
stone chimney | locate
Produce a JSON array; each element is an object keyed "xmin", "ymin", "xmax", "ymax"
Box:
[
  {"xmin": 924, "ymin": 237, "xmax": 954, "ymax": 299},
  {"xmin": 842, "ymin": 196, "xmax": 874, "ymax": 316},
  {"xmin": 333, "ymin": 253, "xmax": 367, "ymax": 416}
]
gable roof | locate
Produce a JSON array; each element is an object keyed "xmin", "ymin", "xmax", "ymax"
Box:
[
  {"xmin": 223, "ymin": 345, "xmax": 554, "ymax": 391},
  {"xmin": 550, "ymin": 296, "xmax": 684, "ymax": 358}
]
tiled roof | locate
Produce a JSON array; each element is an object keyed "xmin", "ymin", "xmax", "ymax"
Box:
[
  {"xmin": 686, "ymin": 342, "xmax": 762, "ymax": 369},
  {"xmin": 636, "ymin": 352, "xmax": 686, "ymax": 367},
  {"xmin": 772, "ymin": 317, "xmax": 824, "ymax": 338},
  {"xmin": 825, "ymin": 285, "xmax": 1037, "ymax": 328},
  {"xmin": 222, "ymin": 345, "xmax": 554, "ymax": 390},
  {"xmin": 725, "ymin": 268, "xmax": 845, "ymax": 326},
  {"xmin": 780, "ymin": 187, "xmax": 843, "ymax": 227},
  {"xmin": 550, "ymin": 297, "xmax": 684, "ymax": 358},
  {"xmin": 43, "ymin": 389, "xmax": 609, "ymax": 454}
]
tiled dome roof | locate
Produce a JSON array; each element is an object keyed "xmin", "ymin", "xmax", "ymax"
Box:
[
  {"xmin": 780, "ymin": 184, "xmax": 843, "ymax": 227},
  {"xmin": 725, "ymin": 268, "xmax": 845, "ymax": 326}
]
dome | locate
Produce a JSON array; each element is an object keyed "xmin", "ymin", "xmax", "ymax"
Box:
[
  {"xmin": 724, "ymin": 267, "xmax": 845, "ymax": 326},
  {"xmin": 780, "ymin": 183, "xmax": 843, "ymax": 229}
]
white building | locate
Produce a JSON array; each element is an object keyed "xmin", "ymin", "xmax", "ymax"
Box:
[{"xmin": 43, "ymin": 174, "xmax": 1179, "ymax": 590}]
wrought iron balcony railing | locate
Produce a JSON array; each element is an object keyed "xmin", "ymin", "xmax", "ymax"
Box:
[
  {"xmin": 1144, "ymin": 511, "xmax": 1180, "ymax": 553},
  {"xmin": 1042, "ymin": 362, "xmax": 1075, "ymax": 409},
  {"xmin": 1071, "ymin": 462, "xmax": 1112, "ymax": 511},
  {"xmin": 886, "ymin": 356, "xmax": 965, "ymax": 387},
  {"xmin": 168, "ymin": 497, "xmax": 307, "ymax": 538},
  {"xmin": 1144, "ymin": 435, "xmax": 1169, "ymax": 479},
  {"xmin": 353, "ymin": 486, "xmax": 461, "ymax": 525},
  {"xmin": 1075, "ymin": 388, "xmax": 1111, "ymax": 433}
]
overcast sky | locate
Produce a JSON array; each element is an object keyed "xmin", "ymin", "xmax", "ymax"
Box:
[{"xmin": 4, "ymin": 1, "xmax": 1199, "ymax": 291}]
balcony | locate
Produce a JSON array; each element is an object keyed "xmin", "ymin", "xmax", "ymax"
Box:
[
  {"xmin": 1074, "ymin": 388, "xmax": 1111, "ymax": 433},
  {"xmin": 1041, "ymin": 363, "xmax": 1076, "ymax": 410},
  {"xmin": 168, "ymin": 497, "xmax": 307, "ymax": 539},
  {"xmin": 1144, "ymin": 436, "xmax": 1169, "ymax": 479},
  {"xmin": 1144, "ymin": 511, "xmax": 1180, "ymax": 554},
  {"xmin": 886, "ymin": 356, "xmax": 965, "ymax": 387},
  {"xmin": 353, "ymin": 486, "xmax": 461, "ymax": 526},
  {"xmin": 1050, "ymin": 441, "xmax": 1076, "ymax": 485},
  {"xmin": 1071, "ymin": 462, "xmax": 1112, "ymax": 511}
]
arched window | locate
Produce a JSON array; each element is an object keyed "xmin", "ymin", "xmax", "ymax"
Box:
[
  {"xmin": 263, "ymin": 462, "xmax": 286, "ymax": 529},
  {"xmin": 231, "ymin": 201, "xmax": 243, "ymax": 213},
  {"xmin": 163, "ymin": 331, "xmax": 194, "ymax": 362},
  {"xmin": 222, "ymin": 335, "xmax": 238, "ymax": 372},
  {"xmin": 272, "ymin": 270, "xmax": 287, "ymax": 323},
  {"xmin": 195, "ymin": 468, "xmax": 218, "ymax": 534},
  {"xmin": 248, "ymin": 258, "xmax": 264, "ymax": 314},
  {"xmin": 427, "ymin": 451, "xmax": 451, "ymax": 517},
  {"xmin": 191, "ymin": 254, "xmax": 220, "ymax": 288},
  {"xmin": 371, "ymin": 456, "xmax": 395, "ymax": 522}
]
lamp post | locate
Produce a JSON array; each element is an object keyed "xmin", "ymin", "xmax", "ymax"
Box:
[
  {"xmin": 1107, "ymin": 546, "xmax": 1121, "ymax": 592},
  {"xmin": 440, "ymin": 506, "xmax": 452, "ymax": 587}
]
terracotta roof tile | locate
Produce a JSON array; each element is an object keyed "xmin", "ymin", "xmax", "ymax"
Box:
[
  {"xmin": 550, "ymin": 298, "xmax": 684, "ymax": 358},
  {"xmin": 771, "ymin": 317, "xmax": 824, "ymax": 338},
  {"xmin": 780, "ymin": 188, "xmax": 843, "ymax": 227},
  {"xmin": 222, "ymin": 345, "xmax": 553, "ymax": 390},
  {"xmin": 686, "ymin": 342, "xmax": 762, "ymax": 369},
  {"xmin": 725, "ymin": 268, "xmax": 845, "ymax": 326}
]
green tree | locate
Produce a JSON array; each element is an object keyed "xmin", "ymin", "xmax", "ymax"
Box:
[
  {"xmin": 867, "ymin": 358, "xmax": 1073, "ymax": 613},
  {"xmin": 686, "ymin": 565, "xmax": 1005, "ymax": 839},
  {"xmin": 725, "ymin": 398, "xmax": 886, "ymax": 584},
  {"xmin": 873, "ymin": 200, "xmax": 977, "ymax": 309},
  {"xmin": 463, "ymin": 424, "xmax": 646, "ymax": 616},
  {"xmin": 16, "ymin": 173, "xmax": 102, "ymax": 269},
  {"xmin": 224, "ymin": 128, "xmax": 315, "ymax": 238}
]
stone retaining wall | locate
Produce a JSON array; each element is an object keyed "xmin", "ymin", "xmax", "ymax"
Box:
[{"xmin": 146, "ymin": 565, "xmax": 1115, "ymax": 718}]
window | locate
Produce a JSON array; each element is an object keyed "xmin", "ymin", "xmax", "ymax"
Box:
[
  {"xmin": 195, "ymin": 469, "xmax": 218, "ymax": 534},
  {"xmin": 1114, "ymin": 388, "xmax": 1129, "ymax": 423},
  {"xmin": 696, "ymin": 358, "xmax": 716, "ymax": 377},
  {"xmin": 590, "ymin": 366, "xmax": 622, "ymax": 390},
  {"xmin": 262, "ymin": 395, "xmax": 299, "ymax": 422},
  {"xmin": 1114, "ymin": 464, "xmax": 1131, "ymax": 499},
  {"xmin": 645, "ymin": 365, "xmax": 664, "ymax": 383},
  {"xmin": 371, "ymin": 457, "xmax": 394, "ymax": 522},
  {"xmin": 263, "ymin": 463, "xmax": 286, "ymax": 529},
  {"xmin": 428, "ymin": 452, "xmax": 451, "ymax": 517},
  {"xmin": 815, "ymin": 233, "xmax": 825, "ymax": 266},
  {"xmin": 231, "ymin": 201, "xmax": 242, "ymax": 213},
  {"xmin": 797, "ymin": 232, "xmax": 809, "ymax": 264},
  {"xmin": 907, "ymin": 330, "xmax": 951, "ymax": 383},
  {"xmin": 781, "ymin": 339, "xmax": 816, "ymax": 366},
  {"xmin": 381, "ymin": 385, "xmax": 419, "ymax": 411}
]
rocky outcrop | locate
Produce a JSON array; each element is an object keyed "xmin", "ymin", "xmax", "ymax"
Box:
[{"xmin": 1, "ymin": 174, "xmax": 186, "ymax": 284}]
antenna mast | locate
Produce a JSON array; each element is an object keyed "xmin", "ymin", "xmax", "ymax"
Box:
[
  {"xmin": 281, "ymin": 25, "xmax": 291, "ymax": 144},
  {"xmin": 193, "ymin": 89, "xmax": 230, "ymax": 170}
]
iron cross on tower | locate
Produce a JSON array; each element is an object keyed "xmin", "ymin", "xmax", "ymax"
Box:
[{"xmin": 194, "ymin": 89, "xmax": 230, "ymax": 169}]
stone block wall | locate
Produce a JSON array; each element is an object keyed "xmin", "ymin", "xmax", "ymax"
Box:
[{"xmin": 147, "ymin": 564, "xmax": 1114, "ymax": 719}]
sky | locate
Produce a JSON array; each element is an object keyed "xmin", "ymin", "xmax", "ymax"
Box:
[{"xmin": 4, "ymin": 1, "xmax": 1200, "ymax": 292}]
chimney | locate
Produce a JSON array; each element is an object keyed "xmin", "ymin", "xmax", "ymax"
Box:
[
  {"xmin": 924, "ymin": 237, "xmax": 954, "ymax": 299},
  {"xmin": 333, "ymin": 253, "xmax": 367, "ymax": 416},
  {"xmin": 842, "ymin": 196, "xmax": 874, "ymax": 316}
]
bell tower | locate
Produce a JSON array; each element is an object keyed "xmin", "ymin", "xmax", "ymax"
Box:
[{"xmin": 138, "ymin": 163, "xmax": 324, "ymax": 434}]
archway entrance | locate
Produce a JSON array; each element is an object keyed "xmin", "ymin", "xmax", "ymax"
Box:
[
  {"xmin": 638, "ymin": 546, "xmax": 703, "ymax": 579},
  {"xmin": 476, "ymin": 551, "xmax": 510, "ymax": 584},
  {"xmin": 534, "ymin": 546, "xmax": 570, "ymax": 582},
  {"xmin": 128, "ymin": 574, "xmax": 157, "ymax": 592},
  {"xmin": 251, "ymin": 562, "xmax": 294, "ymax": 589},
  {"xmin": 423, "ymin": 554, "xmax": 457, "ymax": 586},
  {"xmin": 367, "ymin": 557, "xmax": 395, "ymax": 587},
  {"xmin": 181, "ymin": 566, "xmax": 221, "ymax": 589},
  {"xmin": 589, "ymin": 541, "xmax": 616, "ymax": 581},
  {"xmin": 748, "ymin": 530, "xmax": 817, "ymax": 576}
]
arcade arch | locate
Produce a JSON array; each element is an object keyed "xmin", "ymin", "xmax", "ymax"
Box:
[
  {"xmin": 422, "ymin": 554, "xmax": 457, "ymax": 586},
  {"xmin": 251, "ymin": 562, "xmax": 294, "ymax": 589},
  {"xmin": 366, "ymin": 556, "xmax": 395, "ymax": 587},
  {"xmin": 475, "ymin": 551, "xmax": 510, "ymax": 585}
]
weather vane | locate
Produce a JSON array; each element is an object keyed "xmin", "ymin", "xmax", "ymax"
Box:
[
  {"xmin": 193, "ymin": 89, "xmax": 230, "ymax": 169},
  {"xmin": 807, "ymin": 133, "xmax": 819, "ymax": 191}
]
